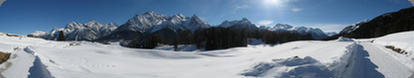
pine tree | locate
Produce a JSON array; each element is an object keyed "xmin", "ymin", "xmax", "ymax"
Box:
[
  {"xmin": 57, "ymin": 31, "xmax": 66, "ymax": 41},
  {"xmin": 147, "ymin": 34, "xmax": 161, "ymax": 49}
]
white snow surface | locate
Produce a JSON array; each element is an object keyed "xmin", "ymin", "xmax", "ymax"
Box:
[
  {"xmin": 0, "ymin": 34, "xmax": 353, "ymax": 78},
  {"xmin": 336, "ymin": 37, "xmax": 354, "ymax": 42},
  {"xmin": 374, "ymin": 31, "xmax": 414, "ymax": 54},
  {"xmin": 0, "ymin": 31, "xmax": 413, "ymax": 78},
  {"xmin": 373, "ymin": 31, "xmax": 414, "ymax": 71}
]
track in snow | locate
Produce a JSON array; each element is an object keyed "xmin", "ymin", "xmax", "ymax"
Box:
[
  {"xmin": 360, "ymin": 42, "xmax": 414, "ymax": 78},
  {"xmin": 24, "ymin": 47, "xmax": 54, "ymax": 78},
  {"xmin": 339, "ymin": 43, "xmax": 384, "ymax": 78}
]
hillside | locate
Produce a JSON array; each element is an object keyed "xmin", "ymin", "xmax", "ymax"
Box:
[{"xmin": 337, "ymin": 7, "xmax": 414, "ymax": 39}]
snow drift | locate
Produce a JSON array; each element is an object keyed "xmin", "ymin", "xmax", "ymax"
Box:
[{"xmin": 242, "ymin": 56, "xmax": 333, "ymax": 78}]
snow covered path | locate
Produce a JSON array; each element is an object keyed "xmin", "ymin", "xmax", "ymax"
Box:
[
  {"xmin": 339, "ymin": 43, "xmax": 384, "ymax": 78},
  {"xmin": 359, "ymin": 42, "xmax": 414, "ymax": 78}
]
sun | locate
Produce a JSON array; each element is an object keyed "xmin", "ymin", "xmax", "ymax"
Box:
[
  {"xmin": 263, "ymin": 0, "xmax": 284, "ymax": 8},
  {"xmin": 264, "ymin": 0, "xmax": 281, "ymax": 5}
]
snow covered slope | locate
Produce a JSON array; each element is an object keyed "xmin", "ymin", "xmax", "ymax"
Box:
[
  {"xmin": 1, "ymin": 31, "xmax": 413, "ymax": 78},
  {"xmin": 374, "ymin": 31, "xmax": 414, "ymax": 53},
  {"xmin": 339, "ymin": 21, "xmax": 366, "ymax": 35},
  {"xmin": 0, "ymin": 33, "xmax": 354, "ymax": 78},
  {"xmin": 372, "ymin": 31, "xmax": 414, "ymax": 71}
]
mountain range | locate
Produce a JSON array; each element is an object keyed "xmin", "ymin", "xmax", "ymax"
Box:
[
  {"xmin": 32, "ymin": 11, "xmax": 330, "ymax": 42},
  {"xmin": 259, "ymin": 24, "xmax": 328, "ymax": 39},
  {"xmin": 39, "ymin": 21, "xmax": 118, "ymax": 41}
]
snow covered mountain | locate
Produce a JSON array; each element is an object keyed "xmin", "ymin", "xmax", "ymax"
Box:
[
  {"xmin": 115, "ymin": 11, "xmax": 169, "ymax": 32},
  {"xmin": 43, "ymin": 21, "xmax": 118, "ymax": 41},
  {"xmin": 218, "ymin": 18, "xmax": 259, "ymax": 31},
  {"xmin": 260, "ymin": 24, "xmax": 328, "ymax": 39},
  {"xmin": 325, "ymin": 32, "xmax": 338, "ymax": 36},
  {"xmin": 338, "ymin": 7, "xmax": 414, "ymax": 38},
  {"xmin": 27, "ymin": 31, "xmax": 47, "ymax": 38},
  {"xmin": 115, "ymin": 11, "xmax": 210, "ymax": 33},
  {"xmin": 339, "ymin": 21, "xmax": 367, "ymax": 35},
  {"xmin": 102, "ymin": 11, "xmax": 210, "ymax": 41},
  {"xmin": 34, "ymin": 11, "xmax": 332, "ymax": 42}
]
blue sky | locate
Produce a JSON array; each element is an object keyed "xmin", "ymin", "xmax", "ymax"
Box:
[{"xmin": 0, "ymin": 0, "xmax": 412, "ymax": 35}]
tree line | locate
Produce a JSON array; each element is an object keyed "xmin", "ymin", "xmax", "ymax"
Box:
[
  {"xmin": 126, "ymin": 25, "xmax": 315, "ymax": 51},
  {"xmin": 56, "ymin": 25, "xmax": 315, "ymax": 51}
]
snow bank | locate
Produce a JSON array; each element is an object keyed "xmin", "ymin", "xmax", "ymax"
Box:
[
  {"xmin": 242, "ymin": 56, "xmax": 333, "ymax": 78},
  {"xmin": 374, "ymin": 31, "xmax": 414, "ymax": 54},
  {"xmin": 335, "ymin": 43, "xmax": 384, "ymax": 78},
  {"xmin": 374, "ymin": 31, "xmax": 414, "ymax": 70},
  {"xmin": 242, "ymin": 42, "xmax": 361, "ymax": 78},
  {"xmin": 336, "ymin": 37, "xmax": 354, "ymax": 42},
  {"xmin": 0, "ymin": 47, "xmax": 35, "ymax": 78},
  {"xmin": 0, "ymin": 32, "xmax": 5, "ymax": 36}
]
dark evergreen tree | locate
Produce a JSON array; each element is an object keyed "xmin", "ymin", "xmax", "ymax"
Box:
[
  {"xmin": 146, "ymin": 34, "xmax": 161, "ymax": 49},
  {"xmin": 177, "ymin": 30, "xmax": 193, "ymax": 44},
  {"xmin": 127, "ymin": 33, "xmax": 161, "ymax": 49},
  {"xmin": 57, "ymin": 31, "xmax": 66, "ymax": 41}
]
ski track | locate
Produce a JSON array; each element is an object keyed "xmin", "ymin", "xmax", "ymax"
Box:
[
  {"xmin": 340, "ymin": 43, "xmax": 384, "ymax": 78},
  {"xmin": 360, "ymin": 42, "xmax": 413, "ymax": 78},
  {"xmin": 24, "ymin": 47, "xmax": 54, "ymax": 78}
]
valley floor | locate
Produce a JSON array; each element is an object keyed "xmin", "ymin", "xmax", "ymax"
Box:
[{"xmin": 0, "ymin": 31, "xmax": 413, "ymax": 78}]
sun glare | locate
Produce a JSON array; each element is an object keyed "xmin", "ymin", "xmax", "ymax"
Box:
[
  {"xmin": 264, "ymin": 0, "xmax": 283, "ymax": 7},
  {"xmin": 264, "ymin": 0, "xmax": 280, "ymax": 5}
]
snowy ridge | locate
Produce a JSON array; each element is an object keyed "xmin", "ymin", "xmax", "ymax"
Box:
[
  {"xmin": 218, "ymin": 18, "xmax": 259, "ymax": 31},
  {"xmin": 116, "ymin": 11, "xmax": 210, "ymax": 33},
  {"xmin": 326, "ymin": 32, "xmax": 338, "ymax": 36},
  {"xmin": 44, "ymin": 21, "xmax": 118, "ymax": 41},
  {"xmin": 28, "ymin": 31, "xmax": 47, "ymax": 38},
  {"xmin": 260, "ymin": 24, "xmax": 328, "ymax": 39},
  {"xmin": 219, "ymin": 18, "xmax": 253, "ymax": 28},
  {"xmin": 339, "ymin": 20, "xmax": 368, "ymax": 35}
]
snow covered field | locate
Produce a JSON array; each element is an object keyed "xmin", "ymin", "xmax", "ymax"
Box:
[{"xmin": 0, "ymin": 31, "xmax": 413, "ymax": 78}]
